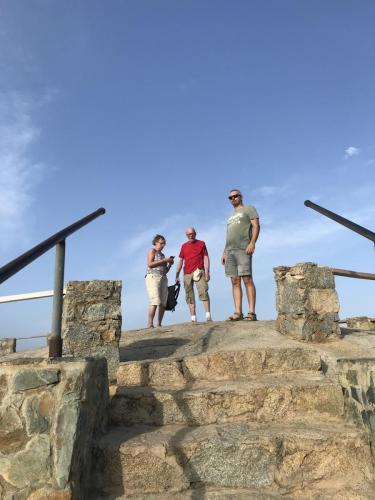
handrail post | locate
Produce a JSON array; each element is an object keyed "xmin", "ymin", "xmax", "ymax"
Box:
[{"xmin": 49, "ymin": 240, "xmax": 65, "ymax": 357}]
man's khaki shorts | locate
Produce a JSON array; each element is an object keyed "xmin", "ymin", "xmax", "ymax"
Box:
[
  {"xmin": 183, "ymin": 272, "xmax": 209, "ymax": 304},
  {"xmin": 225, "ymin": 249, "xmax": 253, "ymax": 277},
  {"xmin": 145, "ymin": 274, "xmax": 168, "ymax": 306}
]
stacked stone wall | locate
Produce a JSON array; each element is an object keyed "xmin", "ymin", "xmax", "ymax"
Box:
[
  {"xmin": 274, "ymin": 262, "xmax": 340, "ymax": 341},
  {"xmin": 0, "ymin": 338, "xmax": 16, "ymax": 355},
  {"xmin": 338, "ymin": 358, "xmax": 375, "ymax": 459},
  {"xmin": 0, "ymin": 357, "xmax": 108, "ymax": 499},
  {"xmin": 346, "ymin": 317, "xmax": 375, "ymax": 331},
  {"xmin": 62, "ymin": 280, "xmax": 122, "ymax": 381}
]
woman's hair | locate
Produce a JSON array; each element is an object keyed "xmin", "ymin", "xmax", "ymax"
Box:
[{"xmin": 152, "ymin": 234, "xmax": 166, "ymax": 245}]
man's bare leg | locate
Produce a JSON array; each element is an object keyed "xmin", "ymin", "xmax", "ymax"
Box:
[
  {"xmin": 147, "ymin": 305, "xmax": 157, "ymax": 328},
  {"xmin": 157, "ymin": 305, "xmax": 165, "ymax": 327},
  {"xmin": 203, "ymin": 299, "xmax": 210, "ymax": 313},
  {"xmin": 231, "ymin": 276, "xmax": 243, "ymax": 315},
  {"xmin": 188, "ymin": 302, "xmax": 197, "ymax": 321},
  {"xmin": 202, "ymin": 298, "xmax": 212, "ymax": 321},
  {"xmin": 188, "ymin": 302, "xmax": 196, "ymax": 316},
  {"xmin": 242, "ymin": 275, "xmax": 256, "ymax": 313}
]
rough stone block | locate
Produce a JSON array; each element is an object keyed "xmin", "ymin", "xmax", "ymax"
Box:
[
  {"xmin": 0, "ymin": 357, "xmax": 109, "ymax": 499},
  {"xmin": 0, "ymin": 338, "xmax": 16, "ymax": 355},
  {"xmin": 346, "ymin": 316, "xmax": 375, "ymax": 331},
  {"xmin": 149, "ymin": 360, "xmax": 185, "ymax": 387},
  {"xmin": 110, "ymin": 376, "xmax": 343, "ymax": 427},
  {"xmin": 0, "ymin": 434, "xmax": 51, "ymax": 489},
  {"xmin": 12, "ymin": 369, "xmax": 60, "ymax": 392},
  {"xmin": 117, "ymin": 362, "xmax": 148, "ymax": 386},
  {"xmin": 94, "ymin": 423, "xmax": 374, "ymax": 497},
  {"xmin": 27, "ymin": 487, "xmax": 72, "ymax": 499},
  {"xmin": 274, "ymin": 263, "xmax": 340, "ymax": 341},
  {"xmin": 62, "ymin": 280, "xmax": 122, "ymax": 381},
  {"xmin": 307, "ymin": 289, "xmax": 339, "ymax": 315},
  {"xmin": 22, "ymin": 391, "xmax": 54, "ymax": 435}
]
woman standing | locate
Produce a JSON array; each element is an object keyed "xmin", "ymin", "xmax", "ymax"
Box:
[{"xmin": 145, "ymin": 234, "xmax": 174, "ymax": 328}]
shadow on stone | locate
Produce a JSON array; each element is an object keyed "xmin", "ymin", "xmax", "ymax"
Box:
[
  {"xmin": 341, "ymin": 327, "xmax": 375, "ymax": 337},
  {"xmin": 120, "ymin": 337, "xmax": 190, "ymax": 362}
]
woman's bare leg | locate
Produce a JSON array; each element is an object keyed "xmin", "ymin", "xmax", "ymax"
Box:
[
  {"xmin": 147, "ymin": 305, "xmax": 157, "ymax": 328},
  {"xmin": 157, "ymin": 305, "xmax": 165, "ymax": 327}
]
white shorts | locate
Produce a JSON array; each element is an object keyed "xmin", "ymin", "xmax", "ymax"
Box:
[{"xmin": 145, "ymin": 274, "xmax": 168, "ymax": 306}]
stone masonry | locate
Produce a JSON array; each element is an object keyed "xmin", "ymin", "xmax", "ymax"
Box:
[
  {"xmin": 274, "ymin": 262, "xmax": 340, "ymax": 341},
  {"xmin": 339, "ymin": 358, "xmax": 375, "ymax": 459},
  {"xmin": 0, "ymin": 338, "xmax": 16, "ymax": 355},
  {"xmin": 0, "ymin": 357, "xmax": 108, "ymax": 499},
  {"xmin": 346, "ymin": 317, "xmax": 375, "ymax": 331},
  {"xmin": 62, "ymin": 280, "xmax": 122, "ymax": 382}
]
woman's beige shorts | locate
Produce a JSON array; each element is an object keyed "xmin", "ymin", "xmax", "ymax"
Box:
[{"xmin": 145, "ymin": 274, "xmax": 168, "ymax": 306}]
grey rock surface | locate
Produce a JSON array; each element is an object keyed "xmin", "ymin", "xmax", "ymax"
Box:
[
  {"xmin": 62, "ymin": 280, "xmax": 122, "ymax": 381},
  {"xmin": 274, "ymin": 263, "xmax": 340, "ymax": 341}
]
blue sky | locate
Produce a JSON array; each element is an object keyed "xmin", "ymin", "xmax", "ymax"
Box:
[{"xmin": 0, "ymin": 1, "xmax": 374, "ymax": 349}]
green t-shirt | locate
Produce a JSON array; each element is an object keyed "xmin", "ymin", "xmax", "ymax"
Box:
[{"xmin": 225, "ymin": 205, "xmax": 259, "ymax": 250}]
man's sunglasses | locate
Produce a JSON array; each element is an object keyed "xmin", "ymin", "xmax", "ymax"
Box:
[{"xmin": 228, "ymin": 194, "xmax": 241, "ymax": 200}]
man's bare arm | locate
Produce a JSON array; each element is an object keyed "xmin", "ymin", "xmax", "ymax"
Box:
[
  {"xmin": 175, "ymin": 258, "xmax": 184, "ymax": 282},
  {"xmin": 204, "ymin": 254, "xmax": 210, "ymax": 281},
  {"xmin": 246, "ymin": 218, "xmax": 260, "ymax": 255}
]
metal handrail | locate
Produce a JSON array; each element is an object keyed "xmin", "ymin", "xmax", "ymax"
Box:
[
  {"xmin": 0, "ymin": 289, "xmax": 66, "ymax": 304},
  {"xmin": 331, "ymin": 268, "xmax": 375, "ymax": 281},
  {"xmin": 0, "ymin": 207, "xmax": 105, "ymax": 284},
  {"xmin": 0, "ymin": 207, "xmax": 105, "ymax": 357},
  {"xmin": 304, "ymin": 200, "xmax": 375, "ymax": 244}
]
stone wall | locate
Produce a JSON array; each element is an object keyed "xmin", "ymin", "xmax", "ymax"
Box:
[
  {"xmin": 274, "ymin": 262, "xmax": 340, "ymax": 341},
  {"xmin": 346, "ymin": 317, "xmax": 375, "ymax": 331},
  {"xmin": 338, "ymin": 358, "xmax": 375, "ymax": 459},
  {"xmin": 62, "ymin": 280, "xmax": 122, "ymax": 382},
  {"xmin": 0, "ymin": 338, "xmax": 16, "ymax": 355},
  {"xmin": 0, "ymin": 357, "xmax": 109, "ymax": 499}
]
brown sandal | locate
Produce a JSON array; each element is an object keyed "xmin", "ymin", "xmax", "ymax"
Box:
[
  {"xmin": 244, "ymin": 312, "xmax": 257, "ymax": 321},
  {"xmin": 227, "ymin": 312, "xmax": 244, "ymax": 321}
]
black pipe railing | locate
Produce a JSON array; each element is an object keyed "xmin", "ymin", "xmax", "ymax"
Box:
[
  {"xmin": 0, "ymin": 207, "xmax": 105, "ymax": 284},
  {"xmin": 304, "ymin": 200, "xmax": 375, "ymax": 244},
  {"xmin": 0, "ymin": 207, "xmax": 106, "ymax": 357}
]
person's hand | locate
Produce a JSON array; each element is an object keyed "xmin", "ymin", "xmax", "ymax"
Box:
[
  {"xmin": 165, "ymin": 256, "xmax": 174, "ymax": 265},
  {"xmin": 175, "ymin": 274, "xmax": 180, "ymax": 283},
  {"xmin": 221, "ymin": 254, "xmax": 226, "ymax": 265},
  {"xmin": 246, "ymin": 243, "xmax": 255, "ymax": 255},
  {"xmin": 205, "ymin": 271, "xmax": 210, "ymax": 282}
]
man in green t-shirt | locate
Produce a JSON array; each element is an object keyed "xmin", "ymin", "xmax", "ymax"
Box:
[{"xmin": 221, "ymin": 189, "xmax": 260, "ymax": 321}]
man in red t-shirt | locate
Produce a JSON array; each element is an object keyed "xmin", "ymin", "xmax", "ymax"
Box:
[{"xmin": 175, "ymin": 227, "xmax": 212, "ymax": 322}]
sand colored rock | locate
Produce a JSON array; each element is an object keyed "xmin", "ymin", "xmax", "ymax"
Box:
[
  {"xmin": 274, "ymin": 263, "xmax": 340, "ymax": 341},
  {"xmin": 91, "ymin": 321, "xmax": 375, "ymax": 498}
]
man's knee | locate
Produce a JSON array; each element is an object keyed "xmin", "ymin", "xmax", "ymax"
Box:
[
  {"xmin": 231, "ymin": 276, "xmax": 241, "ymax": 286},
  {"xmin": 242, "ymin": 275, "xmax": 254, "ymax": 285}
]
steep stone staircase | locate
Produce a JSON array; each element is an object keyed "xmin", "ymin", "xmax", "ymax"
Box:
[{"xmin": 91, "ymin": 323, "xmax": 375, "ymax": 499}]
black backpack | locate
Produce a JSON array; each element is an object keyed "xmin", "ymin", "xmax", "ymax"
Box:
[{"xmin": 165, "ymin": 283, "xmax": 180, "ymax": 311}]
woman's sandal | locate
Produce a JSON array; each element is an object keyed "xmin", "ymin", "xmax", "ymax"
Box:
[
  {"xmin": 244, "ymin": 312, "xmax": 257, "ymax": 321},
  {"xmin": 227, "ymin": 312, "xmax": 244, "ymax": 321}
]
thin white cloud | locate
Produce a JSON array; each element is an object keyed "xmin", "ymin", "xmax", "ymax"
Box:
[
  {"xmin": 251, "ymin": 182, "xmax": 295, "ymax": 200},
  {"xmin": 344, "ymin": 146, "xmax": 360, "ymax": 159},
  {"xmin": 0, "ymin": 92, "xmax": 45, "ymax": 251},
  {"xmin": 252, "ymin": 185, "xmax": 277, "ymax": 197}
]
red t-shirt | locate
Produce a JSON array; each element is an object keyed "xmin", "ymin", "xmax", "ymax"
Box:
[{"xmin": 179, "ymin": 240, "xmax": 208, "ymax": 275}]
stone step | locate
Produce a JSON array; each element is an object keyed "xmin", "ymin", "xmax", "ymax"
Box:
[
  {"xmin": 96, "ymin": 484, "xmax": 375, "ymax": 500},
  {"xmin": 109, "ymin": 373, "xmax": 343, "ymax": 426},
  {"xmin": 92, "ymin": 422, "xmax": 374, "ymax": 498},
  {"xmin": 95, "ymin": 484, "xmax": 375, "ymax": 500},
  {"xmin": 116, "ymin": 347, "xmax": 322, "ymax": 388},
  {"xmin": 96, "ymin": 488, "xmax": 289, "ymax": 499}
]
